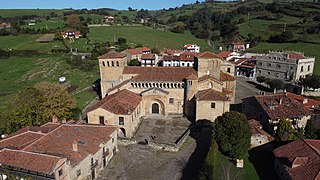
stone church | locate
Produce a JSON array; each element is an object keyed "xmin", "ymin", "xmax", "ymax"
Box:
[{"xmin": 87, "ymin": 51, "xmax": 236, "ymax": 138}]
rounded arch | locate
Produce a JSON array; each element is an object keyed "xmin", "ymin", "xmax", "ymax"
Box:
[{"xmin": 149, "ymin": 100, "xmax": 165, "ymax": 115}]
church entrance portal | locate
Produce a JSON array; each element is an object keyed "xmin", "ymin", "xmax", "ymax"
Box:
[{"xmin": 152, "ymin": 103, "xmax": 160, "ymax": 114}]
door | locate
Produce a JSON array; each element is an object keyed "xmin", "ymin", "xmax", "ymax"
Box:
[{"xmin": 152, "ymin": 103, "xmax": 159, "ymax": 114}]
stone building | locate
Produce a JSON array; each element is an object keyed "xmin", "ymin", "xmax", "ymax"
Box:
[
  {"xmin": 248, "ymin": 119, "xmax": 274, "ymax": 149},
  {"xmin": 0, "ymin": 122, "xmax": 118, "ymax": 180},
  {"xmin": 255, "ymin": 51, "xmax": 315, "ymax": 82},
  {"xmin": 242, "ymin": 93, "xmax": 313, "ymax": 133},
  {"xmin": 140, "ymin": 54, "xmax": 157, "ymax": 67},
  {"xmin": 89, "ymin": 51, "xmax": 236, "ymax": 138},
  {"xmin": 121, "ymin": 47, "xmax": 151, "ymax": 61}
]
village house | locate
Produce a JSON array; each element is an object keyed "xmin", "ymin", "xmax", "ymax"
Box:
[
  {"xmin": 0, "ymin": 22, "xmax": 11, "ymax": 29},
  {"xmin": 248, "ymin": 119, "xmax": 274, "ymax": 149},
  {"xmin": 242, "ymin": 93, "xmax": 313, "ymax": 132},
  {"xmin": 227, "ymin": 57, "xmax": 256, "ymax": 78},
  {"xmin": 161, "ymin": 52, "xmax": 196, "ymax": 67},
  {"xmin": 160, "ymin": 49, "xmax": 183, "ymax": 56},
  {"xmin": 182, "ymin": 44, "xmax": 200, "ymax": 53},
  {"xmin": 228, "ymin": 42, "xmax": 246, "ymax": 52},
  {"xmin": 121, "ymin": 47, "xmax": 151, "ymax": 61},
  {"xmin": 140, "ymin": 54, "xmax": 157, "ymax": 67},
  {"xmin": 273, "ymin": 139, "xmax": 320, "ymax": 180},
  {"xmin": 88, "ymin": 51, "xmax": 236, "ymax": 138},
  {"xmin": 103, "ymin": 16, "xmax": 115, "ymax": 23},
  {"xmin": 217, "ymin": 51, "xmax": 243, "ymax": 61},
  {"xmin": 61, "ymin": 31, "xmax": 82, "ymax": 39},
  {"xmin": 255, "ymin": 51, "xmax": 315, "ymax": 82},
  {"xmin": 0, "ymin": 121, "xmax": 118, "ymax": 180}
]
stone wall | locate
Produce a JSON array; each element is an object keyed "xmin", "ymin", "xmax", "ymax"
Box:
[{"xmin": 196, "ymin": 100, "xmax": 230, "ymax": 122}]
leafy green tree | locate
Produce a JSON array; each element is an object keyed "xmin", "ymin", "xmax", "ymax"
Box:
[
  {"xmin": 266, "ymin": 78, "xmax": 284, "ymax": 92},
  {"xmin": 54, "ymin": 32, "xmax": 63, "ymax": 41},
  {"xmin": 198, "ymin": 140, "xmax": 218, "ymax": 180},
  {"xmin": 67, "ymin": 14, "xmax": 81, "ymax": 28},
  {"xmin": 117, "ymin": 37, "xmax": 127, "ymax": 45},
  {"xmin": 302, "ymin": 75, "xmax": 320, "ymax": 90},
  {"xmin": 128, "ymin": 59, "xmax": 140, "ymax": 66},
  {"xmin": 213, "ymin": 111, "xmax": 251, "ymax": 159},
  {"xmin": 304, "ymin": 119, "xmax": 320, "ymax": 139},
  {"xmin": 8, "ymin": 82, "xmax": 76, "ymax": 130},
  {"xmin": 256, "ymin": 76, "xmax": 266, "ymax": 84},
  {"xmin": 275, "ymin": 119, "xmax": 298, "ymax": 141}
]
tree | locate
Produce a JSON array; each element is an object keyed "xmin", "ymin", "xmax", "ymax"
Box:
[
  {"xmin": 275, "ymin": 119, "xmax": 298, "ymax": 141},
  {"xmin": 213, "ymin": 111, "xmax": 251, "ymax": 159},
  {"xmin": 128, "ymin": 59, "xmax": 140, "ymax": 66},
  {"xmin": 9, "ymin": 82, "xmax": 76, "ymax": 129},
  {"xmin": 54, "ymin": 32, "xmax": 63, "ymax": 41},
  {"xmin": 266, "ymin": 78, "xmax": 284, "ymax": 93},
  {"xmin": 117, "ymin": 37, "xmax": 127, "ymax": 45},
  {"xmin": 67, "ymin": 14, "xmax": 81, "ymax": 28},
  {"xmin": 256, "ymin": 76, "xmax": 266, "ymax": 84},
  {"xmin": 302, "ymin": 75, "xmax": 320, "ymax": 90},
  {"xmin": 304, "ymin": 118, "xmax": 320, "ymax": 139}
]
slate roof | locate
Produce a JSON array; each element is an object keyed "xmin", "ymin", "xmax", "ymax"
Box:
[
  {"xmin": 273, "ymin": 139, "xmax": 320, "ymax": 180},
  {"xmin": 89, "ymin": 89, "xmax": 142, "ymax": 115}
]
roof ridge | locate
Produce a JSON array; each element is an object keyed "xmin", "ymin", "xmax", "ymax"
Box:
[
  {"xmin": 1, "ymin": 148, "xmax": 64, "ymax": 159},
  {"xmin": 0, "ymin": 130, "xmax": 45, "ymax": 142},
  {"xmin": 303, "ymin": 139, "xmax": 320, "ymax": 157}
]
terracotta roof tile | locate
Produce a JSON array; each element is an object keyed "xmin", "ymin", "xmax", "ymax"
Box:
[
  {"xmin": 255, "ymin": 94, "xmax": 313, "ymax": 120},
  {"xmin": 98, "ymin": 51, "xmax": 126, "ymax": 59},
  {"xmin": 198, "ymin": 75, "xmax": 222, "ymax": 84},
  {"xmin": 248, "ymin": 119, "xmax": 274, "ymax": 141},
  {"xmin": 24, "ymin": 124, "xmax": 118, "ymax": 166},
  {"xmin": 141, "ymin": 54, "xmax": 155, "ymax": 60},
  {"xmin": 196, "ymin": 89, "xmax": 229, "ymax": 101},
  {"xmin": 286, "ymin": 92, "xmax": 320, "ymax": 109},
  {"xmin": 217, "ymin": 51, "xmax": 232, "ymax": 58},
  {"xmin": 162, "ymin": 55, "xmax": 180, "ymax": 61},
  {"xmin": 288, "ymin": 51, "xmax": 305, "ymax": 59},
  {"xmin": 0, "ymin": 149, "xmax": 65, "ymax": 174},
  {"xmin": 123, "ymin": 67, "xmax": 197, "ymax": 82},
  {"xmin": 0, "ymin": 131, "xmax": 45, "ymax": 150},
  {"xmin": 273, "ymin": 139, "xmax": 320, "ymax": 180},
  {"xmin": 125, "ymin": 47, "xmax": 151, "ymax": 55},
  {"xmin": 220, "ymin": 72, "xmax": 235, "ymax": 81},
  {"xmin": 198, "ymin": 51, "xmax": 220, "ymax": 59},
  {"xmin": 90, "ymin": 89, "xmax": 142, "ymax": 115}
]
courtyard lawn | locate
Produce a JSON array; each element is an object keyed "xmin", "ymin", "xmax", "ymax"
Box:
[
  {"xmin": 88, "ymin": 26, "xmax": 211, "ymax": 51},
  {"xmin": 0, "ymin": 55, "xmax": 99, "ymax": 113}
]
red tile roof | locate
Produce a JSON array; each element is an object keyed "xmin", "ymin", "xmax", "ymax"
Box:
[
  {"xmin": 198, "ymin": 75, "xmax": 222, "ymax": 84},
  {"xmin": 135, "ymin": 47, "xmax": 151, "ymax": 52},
  {"xmin": 125, "ymin": 47, "xmax": 151, "ymax": 55},
  {"xmin": 98, "ymin": 51, "xmax": 126, "ymax": 59},
  {"xmin": 141, "ymin": 54, "xmax": 155, "ymax": 60},
  {"xmin": 273, "ymin": 139, "xmax": 320, "ymax": 180},
  {"xmin": 90, "ymin": 89, "xmax": 142, "ymax": 115},
  {"xmin": 24, "ymin": 124, "xmax": 118, "ymax": 166},
  {"xmin": 180, "ymin": 52, "xmax": 197, "ymax": 61},
  {"xmin": 286, "ymin": 92, "xmax": 320, "ymax": 109},
  {"xmin": 123, "ymin": 67, "xmax": 197, "ymax": 82},
  {"xmin": 220, "ymin": 72, "xmax": 236, "ymax": 81},
  {"xmin": 162, "ymin": 55, "xmax": 180, "ymax": 61},
  {"xmin": 248, "ymin": 119, "xmax": 274, "ymax": 141},
  {"xmin": 161, "ymin": 49, "xmax": 183, "ymax": 55},
  {"xmin": 196, "ymin": 89, "xmax": 229, "ymax": 101},
  {"xmin": 255, "ymin": 94, "xmax": 313, "ymax": 120},
  {"xmin": 0, "ymin": 149, "xmax": 65, "ymax": 174},
  {"xmin": 0, "ymin": 131, "xmax": 45, "ymax": 150},
  {"xmin": 288, "ymin": 51, "xmax": 305, "ymax": 59},
  {"xmin": 198, "ymin": 52, "xmax": 220, "ymax": 59},
  {"xmin": 217, "ymin": 51, "xmax": 232, "ymax": 59}
]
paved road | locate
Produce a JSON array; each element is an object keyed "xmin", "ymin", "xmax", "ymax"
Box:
[{"xmin": 235, "ymin": 77, "xmax": 262, "ymax": 104}]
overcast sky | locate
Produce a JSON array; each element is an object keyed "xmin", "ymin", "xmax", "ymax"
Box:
[{"xmin": 1, "ymin": 0, "xmax": 205, "ymax": 10}]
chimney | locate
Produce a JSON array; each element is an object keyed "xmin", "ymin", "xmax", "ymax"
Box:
[
  {"xmin": 52, "ymin": 116, "xmax": 58, "ymax": 123},
  {"xmin": 72, "ymin": 141, "xmax": 78, "ymax": 151},
  {"xmin": 62, "ymin": 118, "xmax": 67, "ymax": 124},
  {"xmin": 279, "ymin": 98, "xmax": 283, "ymax": 105},
  {"xmin": 303, "ymin": 98, "xmax": 308, "ymax": 104}
]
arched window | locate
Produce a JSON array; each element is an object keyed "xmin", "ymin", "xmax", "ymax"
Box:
[
  {"xmin": 102, "ymin": 61, "xmax": 105, "ymax": 67},
  {"xmin": 117, "ymin": 61, "xmax": 119, "ymax": 66},
  {"xmin": 107, "ymin": 61, "xmax": 110, "ymax": 67},
  {"xmin": 112, "ymin": 61, "xmax": 114, "ymax": 66},
  {"xmin": 152, "ymin": 103, "xmax": 159, "ymax": 114}
]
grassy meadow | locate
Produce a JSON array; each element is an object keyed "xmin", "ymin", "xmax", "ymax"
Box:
[{"xmin": 88, "ymin": 26, "xmax": 211, "ymax": 51}]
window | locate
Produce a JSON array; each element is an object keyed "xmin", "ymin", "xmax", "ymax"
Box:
[
  {"xmin": 308, "ymin": 65, "xmax": 311, "ymax": 71},
  {"xmin": 169, "ymin": 98, "xmax": 174, "ymax": 104},
  {"xmin": 211, "ymin": 102, "xmax": 216, "ymax": 109},
  {"xmin": 111, "ymin": 61, "xmax": 114, "ymax": 66},
  {"xmin": 227, "ymin": 68, "xmax": 231, "ymax": 73},
  {"xmin": 276, "ymin": 64, "xmax": 281, "ymax": 69},
  {"xmin": 112, "ymin": 138, "xmax": 114, "ymax": 143},
  {"xmin": 116, "ymin": 61, "xmax": 119, "ymax": 66},
  {"xmin": 119, "ymin": 117, "xmax": 124, "ymax": 125},
  {"xmin": 107, "ymin": 61, "xmax": 110, "ymax": 67},
  {"xmin": 267, "ymin": 71, "xmax": 271, "ymax": 75},
  {"xmin": 59, "ymin": 169, "xmax": 63, "ymax": 176},
  {"xmin": 267, "ymin": 63, "xmax": 271, "ymax": 67},
  {"xmin": 91, "ymin": 158, "xmax": 94, "ymax": 165},
  {"xmin": 290, "ymin": 66, "xmax": 294, "ymax": 70},
  {"xmin": 77, "ymin": 169, "xmax": 81, "ymax": 177},
  {"xmin": 301, "ymin": 66, "xmax": 304, "ymax": 72},
  {"xmin": 102, "ymin": 61, "xmax": 105, "ymax": 67},
  {"xmin": 99, "ymin": 116, "xmax": 105, "ymax": 125},
  {"xmin": 258, "ymin": 70, "xmax": 261, "ymax": 74},
  {"xmin": 258, "ymin": 62, "xmax": 262, "ymax": 66}
]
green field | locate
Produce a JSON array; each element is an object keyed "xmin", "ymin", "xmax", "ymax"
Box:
[
  {"xmin": 0, "ymin": 55, "xmax": 99, "ymax": 113},
  {"xmin": 88, "ymin": 26, "xmax": 211, "ymax": 50},
  {"xmin": 0, "ymin": 9, "xmax": 66, "ymax": 18}
]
